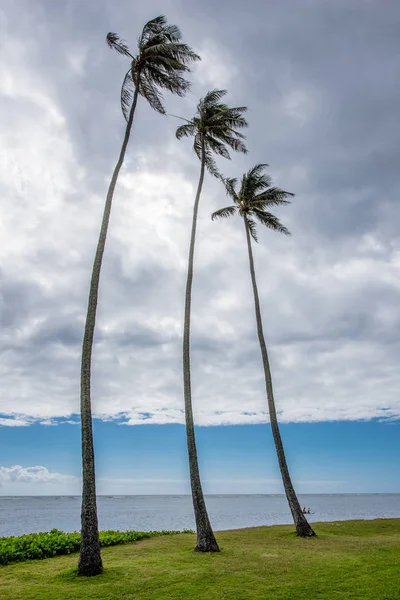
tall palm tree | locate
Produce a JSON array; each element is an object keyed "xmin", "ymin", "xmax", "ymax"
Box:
[
  {"xmin": 78, "ymin": 16, "xmax": 200, "ymax": 576},
  {"xmin": 211, "ymin": 164, "xmax": 316, "ymax": 538},
  {"xmin": 176, "ymin": 90, "xmax": 248, "ymax": 551}
]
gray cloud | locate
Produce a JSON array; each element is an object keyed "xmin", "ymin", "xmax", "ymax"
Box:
[{"xmin": 0, "ymin": 0, "xmax": 399, "ymax": 425}]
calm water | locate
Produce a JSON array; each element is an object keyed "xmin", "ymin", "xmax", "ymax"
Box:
[{"xmin": 0, "ymin": 494, "xmax": 398, "ymax": 537}]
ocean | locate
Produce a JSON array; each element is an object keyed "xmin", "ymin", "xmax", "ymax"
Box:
[{"xmin": 0, "ymin": 494, "xmax": 399, "ymax": 537}]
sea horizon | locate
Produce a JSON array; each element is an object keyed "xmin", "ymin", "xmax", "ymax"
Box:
[
  {"xmin": 1, "ymin": 494, "xmax": 399, "ymax": 537},
  {"xmin": 0, "ymin": 492, "xmax": 399, "ymax": 497}
]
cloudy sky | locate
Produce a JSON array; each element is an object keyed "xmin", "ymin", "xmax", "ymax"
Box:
[{"xmin": 0, "ymin": 0, "xmax": 399, "ymax": 496}]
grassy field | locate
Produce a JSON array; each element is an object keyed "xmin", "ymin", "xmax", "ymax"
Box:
[{"xmin": 0, "ymin": 519, "xmax": 399, "ymax": 600}]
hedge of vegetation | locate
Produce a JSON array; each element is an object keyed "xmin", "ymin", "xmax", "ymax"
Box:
[{"xmin": 0, "ymin": 528, "xmax": 194, "ymax": 565}]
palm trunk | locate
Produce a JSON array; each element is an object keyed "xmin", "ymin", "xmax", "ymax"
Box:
[
  {"xmin": 78, "ymin": 86, "xmax": 140, "ymax": 576},
  {"xmin": 183, "ymin": 139, "xmax": 219, "ymax": 552},
  {"xmin": 244, "ymin": 217, "xmax": 315, "ymax": 538}
]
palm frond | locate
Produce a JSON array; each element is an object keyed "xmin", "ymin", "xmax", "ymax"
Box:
[
  {"xmin": 144, "ymin": 55, "xmax": 189, "ymax": 74},
  {"xmin": 247, "ymin": 163, "xmax": 269, "ymax": 179},
  {"xmin": 206, "ymin": 137, "xmax": 231, "ymax": 159},
  {"xmin": 211, "ymin": 205, "xmax": 237, "ymax": 220},
  {"xmin": 141, "ymin": 15, "xmax": 167, "ymax": 41},
  {"xmin": 252, "ymin": 208, "xmax": 290, "ymax": 235},
  {"xmin": 222, "ymin": 177, "xmax": 239, "ymax": 202},
  {"xmin": 120, "ymin": 69, "xmax": 135, "ymax": 122},
  {"xmin": 193, "ymin": 134, "xmax": 202, "ymax": 160},
  {"xmin": 162, "ymin": 72, "xmax": 191, "ymax": 96},
  {"xmin": 241, "ymin": 164, "xmax": 273, "ymax": 198},
  {"xmin": 210, "ymin": 128, "xmax": 247, "ymax": 143},
  {"xmin": 162, "ymin": 23, "xmax": 182, "ymax": 43},
  {"xmin": 142, "ymin": 21, "xmax": 182, "ymax": 44},
  {"xmin": 201, "ymin": 89, "xmax": 228, "ymax": 107},
  {"xmin": 204, "ymin": 148, "xmax": 221, "ymax": 178},
  {"xmin": 176, "ymin": 121, "xmax": 197, "ymax": 139},
  {"xmin": 106, "ymin": 32, "xmax": 133, "ymax": 58},
  {"xmin": 205, "ymin": 105, "xmax": 248, "ymax": 155},
  {"xmin": 246, "ymin": 217, "xmax": 258, "ymax": 242},
  {"xmin": 142, "ymin": 42, "xmax": 200, "ymax": 66},
  {"xmin": 208, "ymin": 107, "xmax": 248, "ymax": 129},
  {"xmin": 251, "ymin": 187, "xmax": 294, "ymax": 208},
  {"xmin": 251, "ymin": 198, "xmax": 291, "ymax": 209},
  {"xmin": 145, "ymin": 65, "xmax": 190, "ymax": 96},
  {"xmin": 139, "ymin": 79, "xmax": 165, "ymax": 114},
  {"xmin": 212, "ymin": 134, "xmax": 247, "ymax": 154}
]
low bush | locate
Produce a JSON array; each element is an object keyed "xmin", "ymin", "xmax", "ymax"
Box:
[{"xmin": 0, "ymin": 528, "xmax": 194, "ymax": 565}]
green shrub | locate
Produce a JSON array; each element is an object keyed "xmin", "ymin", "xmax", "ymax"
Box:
[{"xmin": 0, "ymin": 528, "xmax": 194, "ymax": 565}]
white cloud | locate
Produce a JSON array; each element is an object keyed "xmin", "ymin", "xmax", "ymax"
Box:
[
  {"xmin": 0, "ymin": 417, "xmax": 31, "ymax": 427},
  {"xmin": 0, "ymin": 465, "xmax": 76, "ymax": 485},
  {"xmin": 192, "ymin": 40, "xmax": 238, "ymax": 89}
]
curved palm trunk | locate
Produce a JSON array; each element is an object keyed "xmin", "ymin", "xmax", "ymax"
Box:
[
  {"xmin": 183, "ymin": 140, "xmax": 219, "ymax": 552},
  {"xmin": 244, "ymin": 217, "xmax": 315, "ymax": 538},
  {"xmin": 78, "ymin": 87, "xmax": 140, "ymax": 576}
]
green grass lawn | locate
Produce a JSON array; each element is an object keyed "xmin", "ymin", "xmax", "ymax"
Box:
[{"xmin": 1, "ymin": 519, "xmax": 399, "ymax": 600}]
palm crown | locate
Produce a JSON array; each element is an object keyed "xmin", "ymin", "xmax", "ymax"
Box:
[
  {"xmin": 175, "ymin": 89, "xmax": 248, "ymax": 176},
  {"xmin": 107, "ymin": 15, "xmax": 200, "ymax": 119},
  {"xmin": 211, "ymin": 164, "xmax": 293, "ymax": 241}
]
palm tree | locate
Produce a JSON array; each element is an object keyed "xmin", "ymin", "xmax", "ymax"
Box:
[
  {"xmin": 176, "ymin": 90, "xmax": 248, "ymax": 551},
  {"xmin": 78, "ymin": 16, "xmax": 200, "ymax": 576},
  {"xmin": 211, "ymin": 164, "xmax": 316, "ymax": 538}
]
